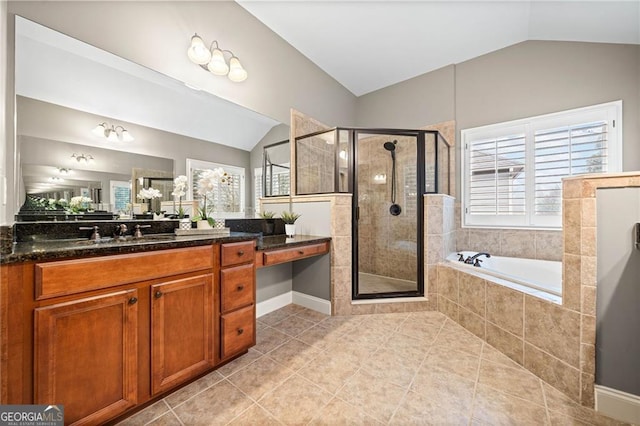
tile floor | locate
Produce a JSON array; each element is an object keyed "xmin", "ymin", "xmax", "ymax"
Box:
[
  {"xmin": 119, "ymin": 304, "xmax": 627, "ymax": 425},
  {"xmin": 358, "ymin": 272, "xmax": 417, "ymax": 294}
]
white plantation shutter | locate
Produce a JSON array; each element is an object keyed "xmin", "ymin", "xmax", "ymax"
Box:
[
  {"xmin": 534, "ymin": 121, "xmax": 608, "ymax": 216},
  {"xmin": 186, "ymin": 159, "xmax": 245, "ymax": 218},
  {"xmin": 462, "ymin": 101, "xmax": 621, "ymax": 229},
  {"xmin": 468, "ymin": 133, "xmax": 526, "ymax": 216}
]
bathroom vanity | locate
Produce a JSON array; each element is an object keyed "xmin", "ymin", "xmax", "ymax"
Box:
[{"xmin": 0, "ymin": 227, "xmax": 330, "ymax": 425}]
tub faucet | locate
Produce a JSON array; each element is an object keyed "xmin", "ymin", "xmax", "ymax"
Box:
[{"xmin": 464, "ymin": 252, "xmax": 491, "ymax": 265}]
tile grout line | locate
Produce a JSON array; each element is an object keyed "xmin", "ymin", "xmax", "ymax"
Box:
[{"xmin": 468, "ymin": 341, "xmax": 486, "ymax": 425}]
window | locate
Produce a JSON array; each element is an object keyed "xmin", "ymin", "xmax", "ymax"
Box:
[
  {"xmin": 186, "ymin": 159, "xmax": 245, "ymax": 218},
  {"xmin": 462, "ymin": 101, "xmax": 621, "ymax": 228}
]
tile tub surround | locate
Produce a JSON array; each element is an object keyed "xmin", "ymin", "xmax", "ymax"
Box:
[
  {"xmin": 438, "ymin": 172, "xmax": 640, "ymax": 408},
  {"xmin": 118, "ymin": 304, "xmax": 621, "ymax": 426}
]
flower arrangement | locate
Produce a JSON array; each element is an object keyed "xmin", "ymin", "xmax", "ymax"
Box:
[
  {"xmin": 171, "ymin": 175, "xmax": 188, "ymax": 218},
  {"xmin": 280, "ymin": 211, "xmax": 301, "ymax": 224},
  {"xmin": 193, "ymin": 167, "xmax": 230, "ymax": 226},
  {"xmin": 68, "ymin": 196, "xmax": 92, "ymax": 213},
  {"xmin": 137, "ymin": 187, "xmax": 163, "ymax": 214}
]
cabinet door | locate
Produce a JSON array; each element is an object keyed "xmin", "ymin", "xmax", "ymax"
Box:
[
  {"xmin": 151, "ymin": 274, "xmax": 214, "ymax": 395},
  {"xmin": 34, "ymin": 289, "xmax": 138, "ymax": 426}
]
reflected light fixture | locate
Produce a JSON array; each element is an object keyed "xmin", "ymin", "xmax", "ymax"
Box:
[
  {"xmin": 71, "ymin": 153, "xmax": 94, "ymax": 164},
  {"xmin": 48, "ymin": 176, "xmax": 64, "ymax": 183},
  {"xmin": 92, "ymin": 122, "xmax": 134, "ymax": 142},
  {"xmin": 57, "ymin": 167, "xmax": 72, "ymax": 175},
  {"xmin": 373, "ymin": 174, "xmax": 387, "ymax": 184},
  {"xmin": 187, "ymin": 34, "xmax": 248, "ymax": 82}
]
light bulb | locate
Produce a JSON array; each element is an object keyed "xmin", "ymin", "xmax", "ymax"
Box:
[
  {"xmin": 106, "ymin": 129, "xmax": 119, "ymax": 142},
  {"xmin": 207, "ymin": 48, "xmax": 229, "ymax": 75},
  {"xmin": 187, "ymin": 34, "xmax": 211, "ymax": 65},
  {"xmin": 121, "ymin": 130, "xmax": 134, "ymax": 142},
  {"xmin": 227, "ymin": 56, "xmax": 247, "ymax": 82},
  {"xmin": 92, "ymin": 123, "xmax": 107, "ymax": 137}
]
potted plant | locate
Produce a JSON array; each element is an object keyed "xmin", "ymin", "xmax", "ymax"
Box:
[
  {"xmin": 172, "ymin": 175, "xmax": 190, "ymax": 230},
  {"xmin": 280, "ymin": 211, "xmax": 301, "ymax": 237},
  {"xmin": 137, "ymin": 187, "xmax": 163, "ymax": 219},
  {"xmin": 259, "ymin": 211, "xmax": 276, "ymax": 235},
  {"xmin": 193, "ymin": 168, "xmax": 228, "ymax": 229}
]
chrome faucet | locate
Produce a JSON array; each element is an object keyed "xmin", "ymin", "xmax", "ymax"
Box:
[
  {"xmin": 464, "ymin": 252, "xmax": 491, "ymax": 267},
  {"xmin": 134, "ymin": 224, "xmax": 151, "ymax": 238}
]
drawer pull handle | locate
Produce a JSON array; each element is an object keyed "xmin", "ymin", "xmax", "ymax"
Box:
[
  {"xmin": 298, "ymin": 250, "xmax": 304, "ymax": 255},
  {"xmin": 237, "ymin": 328, "xmax": 244, "ymax": 335},
  {"xmin": 154, "ymin": 291, "xmax": 163, "ymax": 299},
  {"xmin": 238, "ymin": 250, "xmax": 245, "ymax": 256},
  {"xmin": 237, "ymin": 285, "xmax": 244, "ymax": 291},
  {"xmin": 128, "ymin": 297, "xmax": 138, "ymax": 305}
]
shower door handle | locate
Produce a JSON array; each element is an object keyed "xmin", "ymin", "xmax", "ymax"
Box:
[
  {"xmin": 635, "ymin": 223, "xmax": 640, "ymax": 250},
  {"xmin": 356, "ymin": 206, "xmax": 360, "ymax": 221}
]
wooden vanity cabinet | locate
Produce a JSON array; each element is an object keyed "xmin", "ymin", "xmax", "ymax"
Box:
[
  {"xmin": 34, "ymin": 289, "xmax": 139, "ymax": 425},
  {"xmin": 219, "ymin": 241, "xmax": 256, "ymax": 362},
  {"xmin": 1, "ymin": 244, "xmax": 230, "ymax": 426}
]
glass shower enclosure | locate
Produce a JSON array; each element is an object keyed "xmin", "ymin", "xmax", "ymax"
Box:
[{"xmin": 295, "ymin": 127, "xmax": 450, "ymax": 299}]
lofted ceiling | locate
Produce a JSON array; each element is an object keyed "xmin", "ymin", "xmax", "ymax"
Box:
[{"xmin": 237, "ymin": 0, "xmax": 640, "ymax": 96}]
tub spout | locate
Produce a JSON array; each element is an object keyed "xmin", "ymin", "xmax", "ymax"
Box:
[{"xmin": 464, "ymin": 252, "xmax": 491, "ymax": 264}]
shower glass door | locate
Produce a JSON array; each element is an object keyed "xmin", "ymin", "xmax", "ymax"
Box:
[{"xmin": 353, "ymin": 131, "xmax": 424, "ymax": 298}]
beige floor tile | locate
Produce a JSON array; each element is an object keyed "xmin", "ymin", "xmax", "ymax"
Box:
[
  {"xmin": 434, "ymin": 326, "xmax": 485, "ymax": 356},
  {"xmin": 227, "ymin": 356, "xmax": 294, "ymax": 401},
  {"xmin": 481, "ymin": 342, "xmax": 523, "ymax": 369},
  {"xmin": 316, "ymin": 315, "xmax": 363, "ymax": 333},
  {"xmin": 173, "ymin": 380, "xmax": 253, "ymax": 425},
  {"xmin": 296, "ymin": 324, "xmax": 345, "ymax": 349},
  {"xmin": 395, "ymin": 319, "xmax": 442, "ymax": 343},
  {"xmin": 258, "ymin": 309, "xmax": 295, "ymax": 326},
  {"xmin": 146, "ymin": 411, "xmax": 182, "ymax": 426},
  {"xmin": 164, "ymin": 370, "xmax": 224, "ymax": 408},
  {"xmin": 117, "ymin": 400, "xmax": 170, "ymax": 425},
  {"xmin": 266, "ymin": 338, "xmax": 321, "ymax": 371},
  {"xmin": 391, "ymin": 388, "xmax": 471, "ymax": 425},
  {"xmin": 215, "ymin": 349, "xmax": 263, "ymax": 377},
  {"xmin": 478, "ymin": 359, "xmax": 545, "ymax": 405},
  {"xmin": 361, "ymin": 347, "xmax": 422, "ymax": 388},
  {"xmin": 297, "ymin": 351, "xmax": 360, "ymax": 394},
  {"xmin": 308, "ymin": 397, "xmax": 383, "ymax": 426},
  {"xmin": 472, "ymin": 384, "xmax": 549, "ymax": 425},
  {"xmin": 407, "ymin": 310, "xmax": 448, "ymax": 327},
  {"xmin": 259, "ymin": 375, "xmax": 333, "ymax": 425},
  {"xmin": 359, "ymin": 312, "xmax": 409, "ymax": 332},
  {"xmin": 253, "ymin": 326, "xmax": 291, "ymax": 354},
  {"xmin": 272, "ymin": 316, "xmax": 316, "ymax": 337},
  {"xmin": 336, "ymin": 369, "xmax": 408, "ymax": 423},
  {"xmin": 227, "ymin": 404, "xmax": 281, "ymax": 425},
  {"xmin": 543, "ymin": 383, "xmax": 624, "ymax": 426},
  {"xmin": 426, "ymin": 346, "xmax": 482, "ymax": 380},
  {"xmin": 547, "ymin": 410, "xmax": 592, "ymax": 425},
  {"xmin": 384, "ymin": 331, "xmax": 433, "ymax": 359},
  {"xmin": 293, "ymin": 307, "xmax": 330, "ymax": 323},
  {"xmin": 409, "ymin": 366, "xmax": 476, "ymax": 410}
]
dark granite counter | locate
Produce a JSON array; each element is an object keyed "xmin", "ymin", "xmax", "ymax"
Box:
[
  {"xmin": 1, "ymin": 231, "xmax": 332, "ymax": 265},
  {"xmin": 1, "ymin": 232, "xmax": 259, "ymax": 265}
]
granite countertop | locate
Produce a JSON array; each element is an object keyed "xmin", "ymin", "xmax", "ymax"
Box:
[{"xmin": 1, "ymin": 232, "xmax": 332, "ymax": 265}]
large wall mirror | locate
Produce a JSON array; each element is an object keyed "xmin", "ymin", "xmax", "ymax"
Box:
[{"xmin": 14, "ymin": 15, "xmax": 288, "ymax": 222}]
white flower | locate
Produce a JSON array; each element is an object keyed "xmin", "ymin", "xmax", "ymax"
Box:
[
  {"xmin": 196, "ymin": 168, "xmax": 226, "ymax": 198},
  {"xmin": 69, "ymin": 196, "xmax": 93, "ymax": 209},
  {"xmin": 137, "ymin": 187, "xmax": 162, "ymax": 200},
  {"xmin": 171, "ymin": 175, "xmax": 188, "ymax": 199}
]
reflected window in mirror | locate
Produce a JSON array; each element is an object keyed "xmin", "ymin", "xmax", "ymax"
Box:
[
  {"xmin": 110, "ymin": 180, "xmax": 131, "ymax": 215},
  {"xmin": 187, "ymin": 159, "xmax": 245, "ymax": 218}
]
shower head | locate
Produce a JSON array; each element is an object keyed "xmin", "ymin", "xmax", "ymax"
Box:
[{"xmin": 383, "ymin": 141, "xmax": 397, "ymax": 152}]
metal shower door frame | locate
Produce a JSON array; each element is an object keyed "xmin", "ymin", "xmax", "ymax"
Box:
[{"xmin": 351, "ymin": 128, "xmax": 426, "ymax": 300}]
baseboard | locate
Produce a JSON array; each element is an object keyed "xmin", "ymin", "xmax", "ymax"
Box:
[
  {"xmin": 595, "ymin": 384, "xmax": 640, "ymax": 424},
  {"xmin": 256, "ymin": 292, "xmax": 292, "ymax": 318},
  {"xmin": 292, "ymin": 291, "xmax": 332, "ymax": 315}
]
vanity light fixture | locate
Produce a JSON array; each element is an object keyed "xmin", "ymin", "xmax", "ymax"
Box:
[
  {"xmin": 187, "ymin": 34, "xmax": 248, "ymax": 82},
  {"xmin": 71, "ymin": 153, "xmax": 94, "ymax": 164},
  {"xmin": 92, "ymin": 122, "xmax": 134, "ymax": 142},
  {"xmin": 48, "ymin": 176, "xmax": 64, "ymax": 183},
  {"xmin": 57, "ymin": 167, "xmax": 72, "ymax": 175}
]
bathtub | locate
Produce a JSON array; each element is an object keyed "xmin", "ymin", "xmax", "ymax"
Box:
[{"xmin": 445, "ymin": 251, "xmax": 562, "ymax": 301}]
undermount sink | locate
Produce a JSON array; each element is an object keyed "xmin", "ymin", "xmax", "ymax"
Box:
[{"xmin": 73, "ymin": 234, "xmax": 176, "ymax": 246}]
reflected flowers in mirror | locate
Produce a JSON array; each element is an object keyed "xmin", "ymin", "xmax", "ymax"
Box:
[
  {"xmin": 137, "ymin": 187, "xmax": 163, "ymax": 214},
  {"xmin": 171, "ymin": 175, "xmax": 188, "ymax": 218},
  {"xmin": 68, "ymin": 196, "xmax": 92, "ymax": 213}
]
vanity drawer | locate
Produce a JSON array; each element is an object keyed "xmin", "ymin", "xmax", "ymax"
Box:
[
  {"xmin": 35, "ymin": 246, "xmax": 213, "ymax": 300},
  {"xmin": 262, "ymin": 242, "xmax": 330, "ymax": 266},
  {"xmin": 220, "ymin": 264, "xmax": 255, "ymax": 313},
  {"xmin": 221, "ymin": 241, "xmax": 255, "ymax": 267},
  {"xmin": 220, "ymin": 305, "xmax": 255, "ymax": 359}
]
